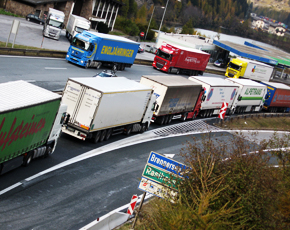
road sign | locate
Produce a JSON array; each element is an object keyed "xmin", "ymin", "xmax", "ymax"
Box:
[
  {"xmin": 127, "ymin": 194, "xmax": 138, "ymax": 215},
  {"xmin": 140, "ymin": 32, "xmax": 144, "ymax": 37},
  {"xmin": 147, "ymin": 151, "xmax": 188, "ymax": 176},
  {"xmin": 138, "ymin": 177, "xmax": 177, "ymax": 202},
  {"xmin": 142, "ymin": 164, "xmax": 181, "ymax": 189},
  {"xmin": 218, "ymin": 102, "xmax": 228, "ymax": 119}
]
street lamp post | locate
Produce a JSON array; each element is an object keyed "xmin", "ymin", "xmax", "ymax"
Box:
[
  {"xmin": 158, "ymin": 0, "xmax": 169, "ymax": 32},
  {"xmin": 145, "ymin": 6, "xmax": 155, "ymax": 40}
]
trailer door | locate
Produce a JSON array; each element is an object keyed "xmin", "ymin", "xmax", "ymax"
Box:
[{"xmin": 74, "ymin": 87, "xmax": 101, "ymax": 130}]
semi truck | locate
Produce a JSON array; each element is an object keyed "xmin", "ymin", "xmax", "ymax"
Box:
[
  {"xmin": 0, "ymin": 80, "xmax": 67, "ymax": 175},
  {"xmin": 225, "ymin": 78, "xmax": 267, "ymax": 114},
  {"xmin": 139, "ymin": 75, "xmax": 204, "ymax": 125},
  {"xmin": 61, "ymin": 77, "xmax": 156, "ymax": 143},
  {"xmin": 66, "ymin": 31, "xmax": 139, "ymax": 70},
  {"xmin": 152, "ymin": 43, "xmax": 210, "ymax": 76},
  {"xmin": 225, "ymin": 57, "xmax": 274, "ymax": 82},
  {"xmin": 66, "ymin": 14, "xmax": 91, "ymax": 41},
  {"xmin": 188, "ymin": 76, "xmax": 239, "ymax": 117},
  {"xmin": 260, "ymin": 81, "xmax": 290, "ymax": 112},
  {"xmin": 43, "ymin": 8, "xmax": 65, "ymax": 40}
]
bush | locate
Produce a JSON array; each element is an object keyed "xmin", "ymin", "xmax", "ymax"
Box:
[{"xmin": 115, "ymin": 17, "xmax": 140, "ymax": 36}]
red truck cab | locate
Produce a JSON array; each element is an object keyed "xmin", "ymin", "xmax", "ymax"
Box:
[{"xmin": 152, "ymin": 43, "xmax": 210, "ymax": 76}]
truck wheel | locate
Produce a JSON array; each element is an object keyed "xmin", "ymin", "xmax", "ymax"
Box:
[
  {"xmin": 192, "ymin": 112, "xmax": 197, "ymax": 120},
  {"xmin": 140, "ymin": 124, "xmax": 146, "ymax": 133},
  {"xmin": 164, "ymin": 115, "xmax": 169, "ymax": 124},
  {"xmin": 176, "ymin": 69, "xmax": 180, "ymax": 75},
  {"xmin": 159, "ymin": 116, "xmax": 165, "ymax": 125},
  {"xmin": 169, "ymin": 68, "xmax": 172, "ymax": 73},
  {"xmin": 91, "ymin": 131, "xmax": 101, "ymax": 143},
  {"xmin": 121, "ymin": 64, "xmax": 125, "ymax": 71},
  {"xmin": 113, "ymin": 64, "xmax": 117, "ymax": 71},
  {"xmin": 85, "ymin": 61, "xmax": 90, "ymax": 69},
  {"xmin": 105, "ymin": 129, "xmax": 112, "ymax": 141},
  {"xmin": 168, "ymin": 115, "xmax": 173, "ymax": 124},
  {"xmin": 44, "ymin": 145, "xmax": 53, "ymax": 158},
  {"xmin": 99, "ymin": 130, "xmax": 107, "ymax": 142},
  {"xmin": 23, "ymin": 152, "xmax": 33, "ymax": 166},
  {"xmin": 124, "ymin": 125, "xmax": 133, "ymax": 135},
  {"xmin": 180, "ymin": 113, "xmax": 187, "ymax": 121}
]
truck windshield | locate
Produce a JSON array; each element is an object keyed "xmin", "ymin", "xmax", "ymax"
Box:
[
  {"xmin": 156, "ymin": 49, "xmax": 172, "ymax": 61},
  {"xmin": 228, "ymin": 62, "xmax": 241, "ymax": 71},
  {"xmin": 49, "ymin": 19, "xmax": 63, "ymax": 28},
  {"xmin": 71, "ymin": 37, "xmax": 90, "ymax": 51},
  {"xmin": 75, "ymin": 27, "xmax": 87, "ymax": 33}
]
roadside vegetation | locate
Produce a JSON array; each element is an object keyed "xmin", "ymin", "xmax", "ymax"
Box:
[
  {"xmin": 117, "ymin": 116, "xmax": 290, "ymax": 230},
  {"xmin": 0, "ymin": 8, "xmax": 20, "ymax": 17}
]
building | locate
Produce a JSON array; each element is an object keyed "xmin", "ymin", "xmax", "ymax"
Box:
[{"xmin": 1, "ymin": 0, "xmax": 122, "ymax": 30}]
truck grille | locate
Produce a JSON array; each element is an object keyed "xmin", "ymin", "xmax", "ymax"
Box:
[
  {"xmin": 228, "ymin": 72, "xmax": 234, "ymax": 77},
  {"xmin": 156, "ymin": 62, "xmax": 164, "ymax": 69}
]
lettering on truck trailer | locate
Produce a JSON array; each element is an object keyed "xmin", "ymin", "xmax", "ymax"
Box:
[
  {"xmin": 245, "ymin": 88, "xmax": 263, "ymax": 95},
  {"xmin": 0, "ymin": 115, "xmax": 46, "ymax": 151},
  {"xmin": 251, "ymin": 66, "xmax": 267, "ymax": 74},
  {"xmin": 185, "ymin": 57, "xmax": 200, "ymax": 64},
  {"xmin": 101, "ymin": 46, "xmax": 134, "ymax": 57}
]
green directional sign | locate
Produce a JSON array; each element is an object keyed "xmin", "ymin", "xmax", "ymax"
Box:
[{"xmin": 142, "ymin": 164, "xmax": 181, "ymax": 189}]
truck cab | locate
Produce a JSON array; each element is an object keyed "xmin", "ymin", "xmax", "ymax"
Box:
[
  {"xmin": 225, "ymin": 58, "xmax": 247, "ymax": 78},
  {"xmin": 153, "ymin": 45, "xmax": 174, "ymax": 73},
  {"xmin": 66, "ymin": 33, "xmax": 96, "ymax": 68},
  {"xmin": 43, "ymin": 8, "xmax": 65, "ymax": 40}
]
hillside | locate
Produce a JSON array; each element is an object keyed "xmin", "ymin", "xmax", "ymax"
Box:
[{"xmin": 250, "ymin": 0, "xmax": 290, "ymax": 13}]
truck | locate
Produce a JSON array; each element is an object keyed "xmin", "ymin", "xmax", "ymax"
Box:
[
  {"xmin": 225, "ymin": 57, "xmax": 274, "ymax": 82},
  {"xmin": 61, "ymin": 77, "xmax": 156, "ymax": 143},
  {"xmin": 43, "ymin": 8, "xmax": 65, "ymax": 40},
  {"xmin": 139, "ymin": 75, "xmax": 204, "ymax": 125},
  {"xmin": 188, "ymin": 76, "xmax": 239, "ymax": 117},
  {"xmin": 66, "ymin": 31, "xmax": 140, "ymax": 70},
  {"xmin": 259, "ymin": 81, "xmax": 290, "ymax": 112},
  {"xmin": 225, "ymin": 78, "xmax": 267, "ymax": 114},
  {"xmin": 66, "ymin": 14, "xmax": 91, "ymax": 41},
  {"xmin": 0, "ymin": 80, "xmax": 67, "ymax": 175},
  {"xmin": 152, "ymin": 43, "xmax": 210, "ymax": 76}
]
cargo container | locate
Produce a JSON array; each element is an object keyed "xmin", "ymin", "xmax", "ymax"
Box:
[
  {"xmin": 152, "ymin": 43, "xmax": 210, "ymax": 75},
  {"xmin": 43, "ymin": 8, "xmax": 65, "ymax": 40},
  {"xmin": 61, "ymin": 77, "xmax": 155, "ymax": 143},
  {"xmin": 66, "ymin": 14, "xmax": 91, "ymax": 41},
  {"xmin": 225, "ymin": 57, "xmax": 274, "ymax": 81},
  {"xmin": 140, "ymin": 75, "xmax": 204, "ymax": 125},
  {"xmin": 225, "ymin": 78, "xmax": 267, "ymax": 114},
  {"xmin": 188, "ymin": 76, "xmax": 239, "ymax": 117},
  {"xmin": 260, "ymin": 81, "xmax": 290, "ymax": 112},
  {"xmin": 0, "ymin": 81, "xmax": 67, "ymax": 175},
  {"xmin": 66, "ymin": 31, "xmax": 139, "ymax": 70}
]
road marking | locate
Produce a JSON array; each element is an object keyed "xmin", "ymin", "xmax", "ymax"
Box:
[
  {"xmin": 45, "ymin": 67, "xmax": 67, "ymax": 70},
  {"xmin": 0, "ymin": 182, "xmax": 22, "ymax": 195}
]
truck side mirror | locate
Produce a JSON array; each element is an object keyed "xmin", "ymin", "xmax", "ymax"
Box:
[
  {"xmin": 238, "ymin": 95, "xmax": 242, "ymax": 101},
  {"xmin": 201, "ymin": 95, "xmax": 206, "ymax": 102},
  {"xmin": 155, "ymin": 104, "xmax": 159, "ymax": 112}
]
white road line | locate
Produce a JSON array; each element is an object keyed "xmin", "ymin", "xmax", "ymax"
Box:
[
  {"xmin": 45, "ymin": 67, "xmax": 67, "ymax": 70},
  {"xmin": 0, "ymin": 55, "xmax": 64, "ymax": 60},
  {"xmin": 0, "ymin": 182, "xmax": 22, "ymax": 195}
]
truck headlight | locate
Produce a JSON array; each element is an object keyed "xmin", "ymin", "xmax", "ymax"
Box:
[
  {"xmin": 66, "ymin": 55, "xmax": 69, "ymax": 58},
  {"xmin": 81, "ymin": 60, "xmax": 84, "ymax": 63}
]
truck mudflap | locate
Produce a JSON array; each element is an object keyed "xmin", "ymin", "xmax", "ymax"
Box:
[{"xmin": 62, "ymin": 127, "xmax": 87, "ymax": 140}]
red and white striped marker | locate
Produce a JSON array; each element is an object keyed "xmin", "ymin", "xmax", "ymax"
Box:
[
  {"xmin": 218, "ymin": 102, "xmax": 228, "ymax": 119},
  {"xmin": 127, "ymin": 194, "xmax": 138, "ymax": 215}
]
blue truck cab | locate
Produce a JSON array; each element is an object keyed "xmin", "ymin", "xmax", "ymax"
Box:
[{"xmin": 66, "ymin": 31, "xmax": 140, "ymax": 70}]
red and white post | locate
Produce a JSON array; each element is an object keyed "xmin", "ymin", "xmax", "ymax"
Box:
[
  {"xmin": 218, "ymin": 102, "xmax": 228, "ymax": 119},
  {"xmin": 127, "ymin": 194, "xmax": 138, "ymax": 215}
]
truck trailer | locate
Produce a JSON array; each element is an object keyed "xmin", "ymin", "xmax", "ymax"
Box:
[
  {"xmin": 66, "ymin": 31, "xmax": 139, "ymax": 70},
  {"xmin": 225, "ymin": 78, "xmax": 267, "ymax": 114},
  {"xmin": 43, "ymin": 8, "xmax": 65, "ymax": 40},
  {"xmin": 61, "ymin": 77, "xmax": 156, "ymax": 143},
  {"xmin": 66, "ymin": 14, "xmax": 91, "ymax": 41},
  {"xmin": 139, "ymin": 75, "xmax": 204, "ymax": 125},
  {"xmin": 152, "ymin": 43, "xmax": 210, "ymax": 76},
  {"xmin": 260, "ymin": 81, "xmax": 290, "ymax": 112},
  {"xmin": 225, "ymin": 57, "xmax": 274, "ymax": 82},
  {"xmin": 0, "ymin": 81, "xmax": 67, "ymax": 175},
  {"xmin": 188, "ymin": 76, "xmax": 239, "ymax": 117}
]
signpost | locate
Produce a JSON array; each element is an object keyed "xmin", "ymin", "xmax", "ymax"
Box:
[
  {"xmin": 218, "ymin": 102, "xmax": 228, "ymax": 119},
  {"xmin": 6, "ymin": 20, "xmax": 20, "ymax": 48}
]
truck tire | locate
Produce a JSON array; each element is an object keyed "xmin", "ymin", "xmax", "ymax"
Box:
[
  {"xmin": 99, "ymin": 130, "xmax": 107, "ymax": 142},
  {"xmin": 105, "ymin": 129, "xmax": 112, "ymax": 141},
  {"xmin": 121, "ymin": 63, "xmax": 125, "ymax": 70},
  {"xmin": 44, "ymin": 145, "xmax": 53, "ymax": 158},
  {"xmin": 176, "ymin": 69, "xmax": 180, "ymax": 75},
  {"xmin": 0, "ymin": 164, "xmax": 3, "ymax": 175},
  {"xmin": 91, "ymin": 131, "xmax": 101, "ymax": 143},
  {"xmin": 140, "ymin": 124, "xmax": 146, "ymax": 133},
  {"xmin": 85, "ymin": 61, "xmax": 91, "ymax": 69},
  {"xmin": 23, "ymin": 152, "xmax": 33, "ymax": 167},
  {"xmin": 164, "ymin": 115, "xmax": 169, "ymax": 124},
  {"xmin": 124, "ymin": 125, "xmax": 133, "ymax": 135},
  {"xmin": 168, "ymin": 115, "xmax": 173, "ymax": 124}
]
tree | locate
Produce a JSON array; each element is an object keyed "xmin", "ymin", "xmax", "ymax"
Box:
[{"xmin": 181, "ymin": 19, "xmax": 193, "ymax": 34}]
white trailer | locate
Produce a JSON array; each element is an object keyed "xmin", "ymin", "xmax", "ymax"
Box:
[
  {"xmin": 43, "ymin": 8, "xmax": 65, "ymax": 40},
  {"xmin": 188, "ymin": 76, "xmax": 239, "ymax": 117},
  {"xmin": 140, "ymin": 75, "xmax": 203, "ymax": 124},
  {"xmin": 61, "ymin": 77, "xmax": 155, "ymax": 143},
  {"xmin": 226, "ymin": 78, "xmax": 267, "ymax": 114},
  {"xmin": 66, "ymin": 14, "xmax": 90, "ymax": 41}
]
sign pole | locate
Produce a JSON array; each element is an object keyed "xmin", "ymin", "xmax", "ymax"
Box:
[{"xmin": 131, "ymin": 192, "xmax": 146, "ymax": 229}]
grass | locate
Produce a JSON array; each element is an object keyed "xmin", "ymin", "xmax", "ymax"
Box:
[
  {"xmin": 0, "ymin": 8, "xmax": 21, "ymax": 17},
  {"xmin": 217, "ymin": 115, "xmax": 290, "ymax": 131}
]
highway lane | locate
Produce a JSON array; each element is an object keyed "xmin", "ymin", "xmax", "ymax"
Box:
[{"xmin": 0, "ymin": 123, "xmax": 241, "ymax": 230}]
